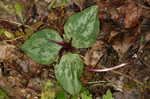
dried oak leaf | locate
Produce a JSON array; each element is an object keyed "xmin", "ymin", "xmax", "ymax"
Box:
[{"xmin": 84, "ymin": 41, "xmax": 106, "ymax": 66}]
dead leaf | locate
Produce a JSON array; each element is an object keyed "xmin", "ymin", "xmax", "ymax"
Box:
[
  {"xmin": 48, "ymin": 12, "xmax": 58, "ymax": 21},
  {"xmin": 84, "ymin": 41, "xmax": 106, "ymax": 66},
  {"xmin": 111, "ymin": 33, "xmax": 136, "ymax": 57},
  {"xmin": 16, "ymin": 56, "xmax": 41, "ymax": 74},
  {"xmin": 124, "ymin": 3, "xmax": 141, "ymax": 28},
  {"xmin": 144, "ymin": 0, "xmax": 150, "ymax": 6},
  {"xmin": 0, "ymin": 42, "xmax": 16, "ymax": 60},
  {"xmin": 109, "ymin": 7, "xmax": 120, "ymax": 20},
  {"xmin": 108, "ymin": 30, "xmax": 119, "ymax": 42},
  {"xmin": 117, "ymin": 1, "xmax": 142, "ymax": 28},
  {"xmin": 140, "ymin": 45, "xmax": 150, "ymax": 67},
  {"xmin": 145, "ymin": 32, "xmax": 150, "ymax": 42},
  {"xmin": 23, "ymin": 21, "xmax": 43, "ymax": 40},
  {"xmin": 72, "ymin": 0, "xmax": 85, "ymax": 10}
]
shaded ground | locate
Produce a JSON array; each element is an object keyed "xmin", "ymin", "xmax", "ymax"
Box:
[{"xmin": 0, "ymin": 0, "xmax": 150, "ymax": 99}]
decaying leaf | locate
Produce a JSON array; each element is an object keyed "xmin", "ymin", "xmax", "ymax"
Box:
[
  {"xmin": 111, "ymin": 33, "xmax": 136, "ymax": 57},
  {"xmin": 117, "ymin": 1, "xmax": 142, "ymax": 28},
  {"xmin": 64, "ymin": 5, "xmax": 100, "ymax": 48},
  {"xmin": 72, "ymin": 0, "xmax": 85, "ymax": 10},
  {"xmin": 0, "ymin": 42, "xmax": 16, "ymax": 61},
  {"xmin": 23, "ymin": 21, "xmax": 44, "ymax": 40},
  {"xmin": 15, "ymin": 56, "xmax": 41, "ymax": 73},
  {"xmin": 84, "ymin": 40, "xmax": 106, "ymax": 66},
  {"xmin": 55, "ymin": 53, "xmax": 84, "ymax": 95}
]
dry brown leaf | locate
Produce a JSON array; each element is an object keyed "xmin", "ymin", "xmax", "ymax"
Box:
[
  {"xmin": 117, "ymin": 1, "xmax": 142, "ymax": 28},
  {"xmin": 112, "ymin": 34, "xmax": 135, "ymax": 57},
  {"xmin": 124, "ymin": 3, "xmax": 141, "ymax": 28},
  {"xmin": 140, "ymin": 46, "xmax": 150, "ymax": 67},
  {"xmin": 72, "ymin": 0, "xmax": 85, "ymax": 10},
  {"xmin": 144, "ymin": 0, "xmax": 150, "ymax": 6},
  {"xmin": 16, "ymin": 56, "xmax": 41, "ymax": 74},
  {"xmin": 0, "ymin": 42, "xmax": 16, "ymax": 60},
  {"xmin": 145, "ymin": 32, "xmax": 150, "ymax": 41},
  {"xmin": 141, "ymin": 7, "xmax": 150, "ymax": 18},
  {"xmin": 48, "ymin": 12, "xmax": 58, "ymax": 21},
  {"xmin": 84, "ymin": 41, "xmax": 106, "ymax": 66},
  {"xmin": 108, "ymin": 30, "xmax": 119, "ymax": 42},
  {"xmin": 109, "ymin": 7, "xmax": 120, "ymax": 20}
]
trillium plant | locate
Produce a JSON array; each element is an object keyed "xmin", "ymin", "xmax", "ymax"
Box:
[
  {"xmin": 21, "ymin": 5, "xmax": 129, "ymax": 96},
  {"xmin": 21, "ymin": 5, "xmax": 99, "ymax": 95}
]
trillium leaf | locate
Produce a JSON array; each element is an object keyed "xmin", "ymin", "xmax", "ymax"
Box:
[
  {"xmin": 21, "ymin": 29, "xmax": 62, "ymax": 64},
  {"xmin": 64, "ymin": 5, "xmax": 100, "ymax": 48},
  {"xmin": 55, "ymin": 53, "xmax": 84, "ymax": 95}
]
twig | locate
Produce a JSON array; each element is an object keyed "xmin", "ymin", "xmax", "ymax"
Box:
[
  {"xmin": 0, "ymin": 18, "xmax": 31, "ymax": 28},
  {"xmin": 4, "ymin": 36, "xmax": 23, "ymax": 41},
  {"xmin": 108, "ymin": 70, "xmax": 144, "ymax": 86}
]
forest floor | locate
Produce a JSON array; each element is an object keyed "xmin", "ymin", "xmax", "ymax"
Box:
[{"xmin": 0, "ymin": 0, "xmax": 150, "ymax": 99}]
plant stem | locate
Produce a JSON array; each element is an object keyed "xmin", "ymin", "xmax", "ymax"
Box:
[
  {"xmin": 49, "ymin": 40, "xmax": 67, "ymax": 47},
  {"xmin": 85, "ymin": 63, "xmax": 129, "ymax": 72}
]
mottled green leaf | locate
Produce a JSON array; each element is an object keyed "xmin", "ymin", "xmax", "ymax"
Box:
[
  {"xmin": 64, "ymin": 5, "xmax": 100, "ymax": 48},
  {"xmin": 21, "ymin": 29, "xmax": 62, "ymax": 64},
  {"xmin": 55, "ymin": 53, "xmax": 84, "ymax": 95}
]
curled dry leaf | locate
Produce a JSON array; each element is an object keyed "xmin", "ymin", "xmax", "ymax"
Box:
[
  {"xmin": 0, "ymin": 42, "xmax": 16, "ymax": 60},
  {"xmin": 84, "ymin": 41, "xmax": 106, "ymax": 66}
]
